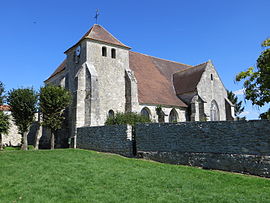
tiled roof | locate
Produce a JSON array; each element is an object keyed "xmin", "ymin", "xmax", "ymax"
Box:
[
  {"xmin": 0, "ymin": 105, "xmax": 10, "ymax": 111},
  {"xmin": 65, "ymin": 24, "xmax": 130, "ymax": 53},
  {"xmin": 45, "ymin": 59, "xmax": 66, "ymax": 82},
  {"xmin": 129, "ymin": 51, "xmax": 189, "ymax": 107},
  {"xmin": 173, "ymin": 62, "xmax": 208, "ymax": 95}
]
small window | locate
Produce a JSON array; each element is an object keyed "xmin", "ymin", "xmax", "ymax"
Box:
[
  {"xmin": 169, "ymin": 108, "xmax": 178, "ymax": 123},
  {"xmin": 141, "ymin": 107, "xmax": 151, "ymax": 120},
  {"xmin": 102, "ymin": 46, "xmax": 107, "ymax": 57},
  {"xmin": 111, "ymin": 48, "xmax": 116, "ymax": 59},
  {"xmin": 211, "ymin": 74, "xmax": 213, "ymax": 81},
  {"xmin": 108, "ymin": 110, "xmax": 114, "ymax": 118}
]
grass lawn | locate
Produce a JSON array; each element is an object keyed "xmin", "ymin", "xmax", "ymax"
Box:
[{"xmin": 0, "ymin": 149, "xmax": 270, "ymax": 203}]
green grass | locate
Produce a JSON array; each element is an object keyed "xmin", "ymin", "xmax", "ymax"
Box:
[
  {"xmin": 3, "ymin": 145, "xmax": 34, "ymax": 151},
  {"xmin": 0, "ymin": 149, "xmax": 270, "ymax": 203}
]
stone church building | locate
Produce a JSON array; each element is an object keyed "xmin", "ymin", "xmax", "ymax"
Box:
[{"xmin": 45, "ymin": 24, "xmax": 234, "ymax": 138}]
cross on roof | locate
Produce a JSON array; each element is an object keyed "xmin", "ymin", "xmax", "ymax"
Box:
[{"xmin": 94, "ymin": 9, "xmax": 100, "ymax": 24}]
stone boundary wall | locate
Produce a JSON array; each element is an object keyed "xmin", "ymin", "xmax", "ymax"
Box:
[
  {"xmin": 77, "ymin": 125, "xmax": 133, "ymax": 157},
  {"xmin": 135, "ymin": 120, "xmax": 270, "ymax": 177}
]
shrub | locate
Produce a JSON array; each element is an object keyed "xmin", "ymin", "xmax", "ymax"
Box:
[{"xmin": 105, "ymin": 112, "xmax": 151, "ymax": 126}]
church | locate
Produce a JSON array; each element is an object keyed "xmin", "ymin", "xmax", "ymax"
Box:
[{"xmin": 45, "ymin": 24, "xmax": 235, "ymax": 138}]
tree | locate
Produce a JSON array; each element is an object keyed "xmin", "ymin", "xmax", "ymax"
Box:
[
  {"xmin": 39, "ymin": 85, "xmax": 72, "ymax": 149},
  {"xmin": 0, "ymin": 111, "xmax": 9, "ymax": 150},
  {"xmin": 0, "ymin": 82, "xmax": 5, "ymax": 105},
  {"xmin": 0, "ymin": 82, "xmax": 9, "ymax": 150},
  {"xmin": 236, "ymin": 38, "xmax": 270, "ymax": 119},
  {"xmin": 227, "ymin": 90, "xmax": 245, "ymax": 120},
  {"xmin": 7, "ymin": 88, "xmax": 38, "ymax": 150},
  {"xmin": 105, "ymin": 112, "xmax": 151, "ymax": 126}
]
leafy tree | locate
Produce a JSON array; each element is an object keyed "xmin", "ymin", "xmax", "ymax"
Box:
[
  {"xmin": 39, "ymin": 85, "xmax": 72, "ymax": 149},
  {"xmin": 0, "ymin": 82, "xmax": 9, "ymax": 150},
  {"xmin": 7, "ymin": 88, "xmax": 38, "ymax": 150},
  {"xmin": 105, "ymin": 112, "xmax": 151, "ymax": 126},
  {"xmin": 236, "ymin": 38, "xmax": 270, "ymax": 119},
  {"xmin": 227, "ymin": 90, "xmax": 245, "ymax": 120},
  {"xmin": 0, "ymin": 111, "xmax": 9, "ymax": 150},
  {"xmin": 0, "ymin": 81, "xmax": 5, "ymax": 105}
]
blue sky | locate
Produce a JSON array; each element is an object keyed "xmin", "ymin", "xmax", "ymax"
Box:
[{"xmin": 0, "ymin": 0, "xmax": 269, "ymax": 119}]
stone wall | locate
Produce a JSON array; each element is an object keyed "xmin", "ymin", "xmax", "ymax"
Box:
[
  {"xmin": 135, "ymin": 120, "xmax": 270, "ymax": 177},
  {"xmin": 77, "ymin": 125, "xmax": 134, "ymax": 157}
]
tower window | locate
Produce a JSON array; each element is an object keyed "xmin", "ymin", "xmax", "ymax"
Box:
[
  {"xmin": 211, "ymin": 74, "xmax": 213, "ymax": 81},
  {"xmin": 108, "ymin": 110, "xmax": 114, "ymax": 118},
  {"xmin": 102, "ymin": 46, "xmax": 107, "ymax": 57},
  {"xmin": 111, "ymin": 48, "xmax": 116, "ymax": 59}
]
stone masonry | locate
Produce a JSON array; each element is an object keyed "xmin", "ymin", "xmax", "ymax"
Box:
[
  {"xmin": 76, "ymin": 120, "xmax": 270, "ymax": 177},
  {"xmin": 135, "ymin": 120, "xmax": 270, "ymax": 177},
  {"xmin": 77, "ymin": 125, "xmax": 133, "ymax": 157}
]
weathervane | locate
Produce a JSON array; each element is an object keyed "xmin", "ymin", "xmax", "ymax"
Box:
[{"xmin": 94, "ymin": 9, "xmax": 100, "ymax": 24}]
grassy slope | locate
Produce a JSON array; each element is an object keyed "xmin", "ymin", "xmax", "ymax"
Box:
[{"xmin": 0, "ymin": 149, "xmax": 270, "ymax": 203}]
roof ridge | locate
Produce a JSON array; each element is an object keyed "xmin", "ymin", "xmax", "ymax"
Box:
[
  {"xmin": 174, "ymin": 61, "xmax": 208, "ymax": 74},
  {"xmin": 65, "ymin": 24, "xmax": 130, "ymax": 53},
  {"xmin": 130, "ymin": 51, "xmax": 193, "ymax": 67},
  {"xmin": 94, "ymin": 25, "xmax": 128, "ymax": 48}
]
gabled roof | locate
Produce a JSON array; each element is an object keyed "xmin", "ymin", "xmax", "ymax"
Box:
[
  {"xmin": 45, "ymin": 59, "xmax": 66, "ymax": 82},
  {"xmin": 65, "ymin": 24, "xmax": 130, "ymax": 53},
  {"xmin": 129, "ymin": 51, "xmax": 189, "ymax": 107},
  {"xmin": 0, "ymin": 105, "xmax": 10, "ymax": 111},
  {"xmin": 173, "ymin": 62, "xmax": 208, "ymax": 95}
]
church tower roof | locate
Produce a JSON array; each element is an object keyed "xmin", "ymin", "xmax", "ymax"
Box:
[{"xmin": 65, "ymin": 24, "xmax": 130, "ymax": 53}]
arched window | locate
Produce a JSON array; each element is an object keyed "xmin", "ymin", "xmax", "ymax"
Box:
[
  {"xmin": 111, "ymin": 48, "xmax": 116, "ymax": 59},
  {"xmin": 210, "ymin": 100, "xmax": 220, "ymax": 121},
  {"xmin": 102, "ymin": 46, "xmax": 107, "ymax": 57},
  {"xmin": 141, "ymin": 107, "xmax": 151, "ymax": 119},
  {"xmin": 108, "ymin": 110, "xmax": 114, "ymax": 118},
  {"xmin": 169, "ymin": 108, "xmax": 178, "ymax": 123},
  {"xmin": 211, "ymin": 74, "xmax": 213, "ymax": 81}
]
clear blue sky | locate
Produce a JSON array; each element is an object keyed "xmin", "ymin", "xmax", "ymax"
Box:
[{"xmin": 0, "ymin": 0, "xmax": 269, "ymax": 119}]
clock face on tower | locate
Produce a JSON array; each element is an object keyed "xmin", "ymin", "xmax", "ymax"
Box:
[{"xmin": 75, "ymin": 45, "xmax": 81, "ymax": 56}]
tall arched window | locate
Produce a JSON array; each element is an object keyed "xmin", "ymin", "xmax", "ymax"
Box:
[
  {"xmin": 111, "ymin": 48, "xmax": 116, "ymax": 59},
  {"xmin": 210, "ymin": 100, "xmax": 220, "ymax": 121},
  {"xmin": 102, "ymin": 46, "xmax": 107, "ymax": 57},
  {"xmin": 169, "ymin": 108, "xmax": 178, "ymax": 123},
  {"xmin": 108, "ymin": 110, "xmax": 114, "ymax": 118},
  {"xmin": 141, "ymin": 107, "xmax": 151, "ymax": 120}
]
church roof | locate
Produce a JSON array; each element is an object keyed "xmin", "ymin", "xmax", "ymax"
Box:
[
  {"xmin": 65, "ymin": 24, "xmax": 130, "ymax": 53},
  {"xmin": 129, "ymin": 51, "xmax": 191, "ymax": 107},
  {"xmin": 45, "ymin": 59, "xmax": 66, "ymax": 82},
  {"xmin": 173, "ymin": 62, "xmax": 208, "ymax": 95}
]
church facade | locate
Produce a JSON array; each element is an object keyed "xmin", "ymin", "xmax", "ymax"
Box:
[{"xmin": 45, "ymin": 24, "xmax": 234, "ymax": 138}]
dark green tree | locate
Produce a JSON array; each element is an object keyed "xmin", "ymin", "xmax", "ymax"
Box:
[
  {"xmin": 227, "ymin": 90, "xmax": 245, "ymax": 120},
  {"xmin": 105, "ymin": 112, "xmax": 151, "ymax": 126},
  {"xmin": 39, "ymin": 85, "xmax": 72, "ymax": 149},
  {"xmin": 0, "ymin": 82, "xmax": 5, "ymax": 105},
  {"xmin": 7, "ymin": 88, "xmax": 38, "ymax": 150},
  {"xmin": 236, "ymin": 38, "xmax": 270, "ymax": 119},
  {"xmin": 0, "ymin": 82, "xmax": 9, "ymax": 150},
  {"xmin": 0, "ymin": 111, "xmax": 9, "ymax": 150}
]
